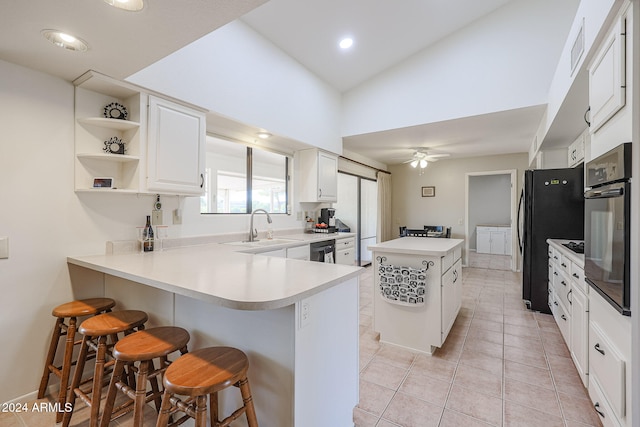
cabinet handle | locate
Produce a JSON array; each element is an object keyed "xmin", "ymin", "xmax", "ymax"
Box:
[
  {"xmin": 594, "ymin": 403, "xmax": 605, "ymax": 418},
  {"xmin": 200, "ymin": 173, "xmax": 204, "ymax": 188},
  {"xmin": 572, "ymin": 273, "xmax": 580, "ymax": 279},
  {"xmin": 561, "ymin": 280, "xmax": 567, "ymax": 287},
  {"xmin": 554, "ymin": 256, "xmax": 558, "ymax": 260},
  {"xmin": 584, "ymin": 106, "xmax": 591, "ymax": 127},
  {"xmin": 554, "ymin": 271, "xmax": 559, "ymax": 276},
  {"xmin": 561, "ymin": 314, "xmax": 567, "ymax": 321},
  {"xmin": 567, "ymin": 289, "xmax": 572, "ymax": 305},
  {"xmin": 561, "ymin": 262, "xmax": 567, "ymax": 268},
  {"xmin": 594, "ymin": 343, "xmax": 605, "ymax": 356},
  {"xmin": 554, "ymin": 301, "xmax": 558, "ymax": 306},
  {"xmin": 318, "ymin": 188, "xmax": 322, "ymax": 198}
]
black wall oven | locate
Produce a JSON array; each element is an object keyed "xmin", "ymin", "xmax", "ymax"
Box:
[{"xmin": 584, "ymin": 143, "xmax": 631, "ymax": 315}]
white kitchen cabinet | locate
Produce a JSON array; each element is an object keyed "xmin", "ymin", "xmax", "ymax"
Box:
[
  {"xmin": 335, "ymin": 237, "xmax": 355, "ymax": 265},
  {"xmin": 147, "ymin": 95, "xmax": 206, "ymax": 195},
  {"xmin": 548, "ymin": 241, "xmax": 589, "ymax": 387},
  {"xmin": 296, "ymin": 149, "xmax": 338, "ymax": 202},
  {"xmin": 286, "ymin": 244, "xmax": 310, "ymax": 261},
  {"xmin": 441, "ymin": 259, "xmax": 461, "ymax": 339},
  {"xmin": 570, "ymin": 284, "xmax": 589, "ymax": 387},
  {"xmin": 568, "ymin": 130, "xmax": 587, "ymax": 167},
  {"xmin": 476, "ymin": 226, "xmax": 511, "ymax": 255},
  {"xmin": 588, "ymin": 13, "xmax": 626, "ymax": 134},
  {"xmin": 73, "ymin": 71, "xmax": 206, "ymax": 196}
]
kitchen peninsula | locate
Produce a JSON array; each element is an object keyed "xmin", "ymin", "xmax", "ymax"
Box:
[
  {"xmin": 67, "ymin": 236, "xmax": 362, "ymax": 427},
  {"xmin": 369, "ymin": 237, "xmax": 464, "ymax": 354}
]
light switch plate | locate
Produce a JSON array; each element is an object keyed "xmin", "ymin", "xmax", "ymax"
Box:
[
  {"xmin": 152, "ymin": 210, "xmax": 163, "ymax": 226},
  {"xmin": 0, "ymin": 237, "xmax": 8, "ymax": 259}
]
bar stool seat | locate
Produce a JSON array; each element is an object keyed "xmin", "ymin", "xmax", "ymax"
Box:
[
  {"xmin": 62, "ymin": 310, "xmax": 148, "ymax": 427},
  {"xmin": 156, "ymin": 347, "xmax": 258, "ymax": 427},
  {"xmin": 99, "ymin": 327, "xmax": 190, "ymax": 427},
  {"xmin": 38, "ymin": 297, "xmax": 116, "ymax": 423}
]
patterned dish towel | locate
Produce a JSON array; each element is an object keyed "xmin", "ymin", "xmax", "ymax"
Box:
[{"xmin": 378, "ymin": 264, "xmax": 427, "ymax": 306}]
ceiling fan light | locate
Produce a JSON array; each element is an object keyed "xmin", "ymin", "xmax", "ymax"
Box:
[
  {"xmin": 410, "ymin": 160, "xmax": 418, "ymax": 168},
  {"xmin": 420, "ymin": 159, "xmax": 428, "ymax": 168}
]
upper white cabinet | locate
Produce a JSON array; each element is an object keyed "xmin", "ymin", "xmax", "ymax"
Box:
[
  {"xmin": 588, "ymin": 14, "xmax": 626, "ymax": 133},
  {"xmin": 73, "ymin": 71, "xmax": 206, "ymax": 196},
  {"xmin": 567, "ymin": 129, "xmax": 587, "ymax": 167},
  {"xmin": 147, "ymin": 96, "xmax": 206, "ymax": 195},
  {"xmin": 296, "ymin": 149, "xmax": 338, "ymax": 203}
]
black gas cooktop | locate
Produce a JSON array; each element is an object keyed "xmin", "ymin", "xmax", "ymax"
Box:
[{"xmin": 562, "ymin": 241, "xmax": 584, "ymax": 254}]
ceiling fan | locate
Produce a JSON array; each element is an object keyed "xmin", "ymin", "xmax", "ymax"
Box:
[{"xmin": 401, "ymin": 149, "xmax": 450, "ymax": 169}]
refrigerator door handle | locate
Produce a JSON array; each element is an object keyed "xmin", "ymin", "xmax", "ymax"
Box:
[{"xmin": 517, "ymin": 189, "xmax": 524, "ymax": 254}]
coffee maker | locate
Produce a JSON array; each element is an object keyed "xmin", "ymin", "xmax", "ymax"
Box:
[{"xmin": 319, "ymin": 208, "xmax": 336, "ymax": 227}]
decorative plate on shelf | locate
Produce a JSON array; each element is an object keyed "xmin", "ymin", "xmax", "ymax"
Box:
[
  {"xmin": 103, "ymin": 137, "xmax": 126, "ymax": 154},
  {"xmin": 103, "ymin": 102, "xmax": 128, "ymax": 120}
]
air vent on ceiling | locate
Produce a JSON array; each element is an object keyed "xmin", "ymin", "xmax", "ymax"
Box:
[{"xmin": 570, "ymin": 19, "xmax": 585, "ymax": 75}]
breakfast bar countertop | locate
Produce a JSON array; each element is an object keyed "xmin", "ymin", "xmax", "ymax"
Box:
[{"xmin": 67, "ymin": 241, "xmax": 362, "ymax": 311}]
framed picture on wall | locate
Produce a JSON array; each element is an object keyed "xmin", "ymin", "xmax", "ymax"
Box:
[{"xmin": 421, "ymin": 186, "xmax": 435, "ymax": 197}]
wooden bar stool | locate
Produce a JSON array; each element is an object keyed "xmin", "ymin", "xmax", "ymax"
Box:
[
  {"xmin": 155, "ymin": 347, "xmax": 258, "ymax": 427},
  {"xmin": 99, "ymin": 326, "xmax": 190, "ymax": 427},
  {"xmin": 38, "ymin": 297, "xmax": 116, "ymax": 423},
  {"xmin": 62, "ymin": 310, "xmax": 148, "ymax": 427}
]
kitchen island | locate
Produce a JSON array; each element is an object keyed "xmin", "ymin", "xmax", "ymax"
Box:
[
  {"xmin": 67, "ymin": 238, "xmax": 362, "ymax": 427},
  {"xmin": 368, "ymin": 237, "xmax": 464, "ymax": 354}
]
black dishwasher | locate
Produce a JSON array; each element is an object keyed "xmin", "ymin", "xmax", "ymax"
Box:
[{"xmin": 310, "ymin": 240, "xmax": 335, "ymax": 263}]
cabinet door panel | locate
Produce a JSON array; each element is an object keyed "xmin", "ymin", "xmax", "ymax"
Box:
[
  {"xmin": 147, "ymin": 96, "xmax": 205, "ymax": 194},
  {"xmin": 589, "ymin": 16, "xmax": 625, "ymax": 133},
  {"xmin": 570, "ymin": 288, "xmax": 589, "ymax": 387}
]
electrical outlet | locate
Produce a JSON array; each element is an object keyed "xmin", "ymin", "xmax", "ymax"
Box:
[
  {"xmin": 458, "ymin": 218, "xmax": 463, "ymax": 225},
  {"xmin": 296, "ymin": 211, "xmax": 303, "ymax": 221},
  {"xmin": 152, "ymin": 210, "xmax": 163, "ymax": 225},
  {"xmin": 299, "ymin": 300, "xmax": 311, "ymax": 329},
  {"xmin": 172, "ymin": 209, "xmax": 182, "ymax": 225}
]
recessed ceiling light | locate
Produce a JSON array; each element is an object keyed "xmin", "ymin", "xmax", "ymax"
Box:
[
  {"xmin": 257, "ymin": 132, "xmax": 272, "ymax": 139},
  {"xmin": 104, "ymin": 0, "xmax": 144, "ymax": 11},
  {"xmin": 339, "ymin": 38, "xmax": 354, "ymax": 49},
  {"xmin": 41, "ymin": 30, "xmax": 89, "ymax": 52}
]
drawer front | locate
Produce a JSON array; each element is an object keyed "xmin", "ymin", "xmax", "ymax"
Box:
[
  {"xmin": 589, "ymin": 322, "xmax": 626, "ymax": 418},
  {"xmin": 548, "ymin": 286, "xmax": 556, "ymax": 315},
  {"xmin": 558, "ymin": 255, "xmax": 571, "ymax": 275},
  {"xmin": 442, "ymin": 252, "xmax": 454, "ymax": 273},
  {"xmin": 453, "ymin": 246, "xmax": 462, "ymax": 262},
  {"xmin": 336, "ymin": 238, "xmax": 355, "ymax": 250},
  {"xmin": 335, "ymin": 248, "xmax": 355, "ymax": 265},
  {"xmin": 589, "ymin": 375, "xmax": 623, "ymax": 427},
  {"xmin": 553, "ymin": 267, "xmax": 571, "ymax": 305},
  {"xmin": 553, "ymin": 297, "xmax": 570, "ymax": 343},
  {"xmin": 571, "ymin": 263, "xmax": 588, "ymax": 294}
]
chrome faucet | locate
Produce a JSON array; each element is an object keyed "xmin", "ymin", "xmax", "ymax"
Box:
[{"xmin": 248, "ymin": 209, "xmax": 272, "ymax": 242}]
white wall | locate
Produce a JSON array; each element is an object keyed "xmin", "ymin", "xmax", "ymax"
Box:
[
  {"xmin": 389, "ymin": 153, "xmax": 529, "ymax": 242},
  {"xmin": 468, "ymin": 174, "xmax": 512, "ymax": 249},
  {"xmin": 341, "ymin": 0, "xmax": 579, "ymax": 137},
  {"xmin": 127, "ymin": 20, "xmax": 343, "ymax": 155}
]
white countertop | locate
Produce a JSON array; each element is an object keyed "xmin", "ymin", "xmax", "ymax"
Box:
[
  {"xmin": 68, "ymin": 232, "xmax": 362, "ymax": 311},
  {"xmin": 368, "ymin": 237, "xmax": 464, "ymax": 256},
  {"xmin": 547, "ymin": 239, "xmax": 585, "ymax": 267}
]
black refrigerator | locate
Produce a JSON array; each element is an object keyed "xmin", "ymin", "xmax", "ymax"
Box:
[{"xmin": 518, "ymin": 167, "xmax": 584, "ymax": 314}]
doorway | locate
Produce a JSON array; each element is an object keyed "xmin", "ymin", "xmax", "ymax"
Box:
[{"xmin": 465, "ymin": 170, "xmax": 517, "ymax": 271}]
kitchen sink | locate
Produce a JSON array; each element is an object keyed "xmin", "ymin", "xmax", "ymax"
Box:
[{"xmin": 222, "ymin": 238, "xmax": 300, "ymax": 247}]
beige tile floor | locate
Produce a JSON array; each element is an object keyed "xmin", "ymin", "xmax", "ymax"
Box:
[
  {"xmin": 468, "ymin": 251, "xmax": 512, "ymax": 271},
  {"xmin": 356, "ymin": 264, "xmax": 603, "ymax": 427}
]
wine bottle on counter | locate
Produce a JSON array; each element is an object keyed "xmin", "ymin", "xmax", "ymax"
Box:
[{"xmin": 143, "ymin": 215, "xmax": 154, "ymax": 252}]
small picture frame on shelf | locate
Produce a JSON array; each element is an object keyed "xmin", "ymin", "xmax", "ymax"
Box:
[
  {"xmin": 93, "ymin": 177, "xmax": 114, "ymax": 189},
  {"xmin": 103, "ymin": 102, "xmax": 128, "ymax": 120},
  {"xmin": 421, "ymin": 186, "xmax": 435, "ymax": 197}
]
